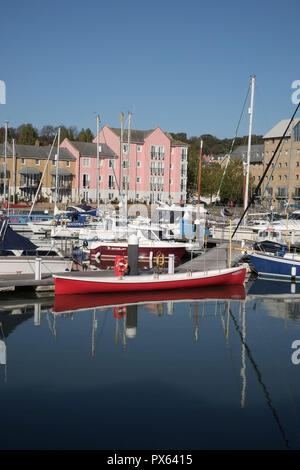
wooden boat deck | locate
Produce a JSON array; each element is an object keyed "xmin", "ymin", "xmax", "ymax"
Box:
[{"xmin": 176, "ymin": 243, "xmax": 246, "ymax": 272}]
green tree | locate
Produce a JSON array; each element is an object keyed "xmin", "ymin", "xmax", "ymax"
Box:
[
  {"xmin": 60, "ymin": 126, "xmax": 78, "ymax": 142},
  {"xmin": 39, "ymin": 125, "xmax": 56, "ymax": 145},
  {"xmin": 219, "ymin": 160, "xmax": 244, "ymax": 204},
  {"xmin": 77, "ymin": 128, "xmax": 94, "ymax": 142},
  {"xmin": 85, "ymin": 128, "xmax": 94, "ymax": 142},
  {"xmin": 77, "ymin": 128, "xmax": 87, "ymax": 141},
  {"xmin": 17, "ymin": 123, "xmax": 38, "ymax": 145},
  {"xmin": 201, "ymin": 163, "xmax": 223, "ymax": 202}
]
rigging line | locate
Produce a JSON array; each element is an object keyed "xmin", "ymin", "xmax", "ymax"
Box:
[
  {"xmin": 215, "ymin": 83, "xmax": 251, "ymax": 203},
  {"xmin": 261, "ymin": 138, "xmax": 285, "ymax": 200},
  {"xmin": 28, "ymin": 133, "xmax": 58, "ymax": 217},
  {"xmin": 229, "ymin": 307, "xmax": 291, "ymax": 449},
  {"xmin": 232, "ymin": 101, "xmax": 300, "ymax": 238}
]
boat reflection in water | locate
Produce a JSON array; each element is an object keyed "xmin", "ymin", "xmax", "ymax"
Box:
[
  {"xmin": 53, "ymin": 284, "xmax": 246, "ymax": 314},
  {"xmin": 247, "ymin": 276, "xmax": 300, "ymax": 322}
]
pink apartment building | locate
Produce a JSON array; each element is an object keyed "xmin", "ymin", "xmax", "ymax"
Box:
[
  {"xmin": 61, "ymin": 126, "xmax": 188, "ymax": 204},
  {"xmin": 60, "ymin": 139, "xmax": 117, "ymax": 203},
  {"xmin": 96, "ymin": 126, "xmax": 188, "ymax": 204}
]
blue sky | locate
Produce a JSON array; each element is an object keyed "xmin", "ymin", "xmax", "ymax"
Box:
[{"xmin": 1, "ymin": 0, "xmax": 299, "ymax": 140}]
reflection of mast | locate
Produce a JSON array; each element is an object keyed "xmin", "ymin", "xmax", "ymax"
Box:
[
  {"xmin": 229, "ymin": 308, "xmax": 290, "ymax": 449},
  {"xmin": 34, "ymin": 303, "xmax": 41, "ymax": 326},
  {"xmin": 194, "ymin": 301, "xmax": 199, "ymax": 341},
  {"xmin": 47, "ymin": 313, "xmax": 57, "ymax": 342},
  {"xmin": 91, "ymin": 309, "xmax": 98, "ymax": 357},
  {"xmin": 0, "ymin": 322, "xmax": 7, "ymax": 383},
  {"xmin": 240, "ymin": 301, "xmax": 246, "ymax": 408}
]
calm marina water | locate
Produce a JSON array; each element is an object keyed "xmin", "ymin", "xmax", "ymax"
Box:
[{"xmin": 1, "ymin": 277, "xmax": 300, "ymax": 450}]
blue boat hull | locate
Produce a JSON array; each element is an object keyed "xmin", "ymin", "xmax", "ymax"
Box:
[{"xmin": 248, "ymin": 252, "xmax": 300, "ymax": 280}]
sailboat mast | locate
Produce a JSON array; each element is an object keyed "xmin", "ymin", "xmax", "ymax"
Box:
[
  {"xmin": 96, "ymin": 115, "xmax": 100, "ymax": 211},
  {"xmin": 3, "ymin": 121, "xmax": 8, "ymax": 206},
  {"xmin": 55, "ymin": 127, "xmax": 61, "ymax": 210},
  {"xmin": 197, "ymin": 139, "xmax": 203, "ymax": 206},
  {"xmin": 126, "ymin": 111, "xmax": 132, "ymax": 206},
  {"xmin": 120, "ymin": 112, "xmax": 124, "ymax": 203},
  {"xmin": 243, "ymin": 75, "xmax": 255, "ymax": 224},
  {"xmin": 12, "ymin": 139, "xmax": 16, "ymax": 204}
]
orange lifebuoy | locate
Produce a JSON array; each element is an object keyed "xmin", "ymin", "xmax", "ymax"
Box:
[
  {"xmin": 114, "ymin": 306, "xmax": 127, "ymax": 318},
  {"xmin": 116, "ymin": 256, "xmax": 128, "ymax": 273}
]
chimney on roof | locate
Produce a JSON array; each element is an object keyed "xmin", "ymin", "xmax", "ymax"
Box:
[{"xmin": 35, "ymin": 138, "xmax": 40, "ymax": 147}]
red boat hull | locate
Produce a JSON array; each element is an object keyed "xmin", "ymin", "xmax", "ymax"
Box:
[
  {"xmin": 54, "ymin": 267, "xmax": 247, "ymax": 295},
  {"xmin": 53, "ymin": 284, "xmax": 246, "ymax": 313}
]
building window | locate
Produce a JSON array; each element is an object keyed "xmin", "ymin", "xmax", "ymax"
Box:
[
  {"xmin": 82, "ymin": 173, "xmax": 90, "ymax": 188},
  {"xmin": 108, "ymin": 159, "xmax": 115, "ymax": 169},
  {"xmin": 151, "ymin": 145, "xmax": 165, "ymax": 160},
  {"xmin": 297, "ymin": 175, "xmax": 299, "ymax": 180},
  {"xmin": 294, "ymin": 123, "xmax": 300, "ymax": 141},
  {"xmin": 35, "ymin": 159, "xmax": 40, "ymax": 165},
  {"xmin": 21, "ymin": 158, "xmax": 25, "ymax": 165},
  {"xmin": 137, "ymin": 145, "xmax": 142, "ymax": 152},
  {"xmin": 66, "ymin": 161, "xmax": 70, "ymax": 167},
  {"xmin": 136, "ymin": 177, "xmax": 141, "ymax": 183},
  {"xmin": 108, "ymin": 175, "xmax": 115, "ymax": 189},
  {"xmin": 137, "ymin": 160, "xmax": 141, "ymax": 168},
  {"xmin": 181, "ymin": 148, "xmax": 188, "ymax": 160},
  {"xmin": 83, "ymin": 158, "xmax": 90, "ymax": 168},
  {"xmin": 52, "ymin": 160, "xmax": 56, "ymax": 166},
  {"xmin": 170, "ymin": 163, "xmax": 173, "ymax": 170},
  {"xmin": 123, "ymin": 144, "xmax": 128, "ymax": 154}
]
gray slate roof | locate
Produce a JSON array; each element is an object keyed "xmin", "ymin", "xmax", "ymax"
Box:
[
  {"xmin": 109, "ymin": 127, "xmax": 187, "ymax": 146},
  {"xmin": 231, "ymin": 144, "xmax": 264, "ymax": 163},
  {"xmin": 19, "ymin": 167, "xmax": 42, "ymax": 175},
  {"xmin": 69, "ymin": 141, "xmax": 117, "ymax": 158},
  {"xmin": 0, "ymin": 143, "xmax": 76, "ymax": 161},
  {"xmin": 263, "ymin": 119, "xmax": 300, "ymax": 139},
  {"xmin": 50, "ymin": 168, "xmax": 72, "ymax": 176},
  {"xmin": 109, "ymin": 127, "xmax": 154, "ymax": 143}
]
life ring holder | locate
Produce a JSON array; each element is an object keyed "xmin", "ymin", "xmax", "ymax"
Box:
[
  {"xmin": 116, "ymin": 256, "xmax": 128, "ymax": 273},
  {"xmin": 60, "ymin": 219, "xmax": 67, "ymax": 227},
  {"xmin": 156, "ymin": 252, "xmax": 165, "ymax": 268}
]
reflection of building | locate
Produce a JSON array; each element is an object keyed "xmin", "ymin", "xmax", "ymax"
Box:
[{"xmin": 0, "ymin": 142, "xmax": 76, "ymax": 202}]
